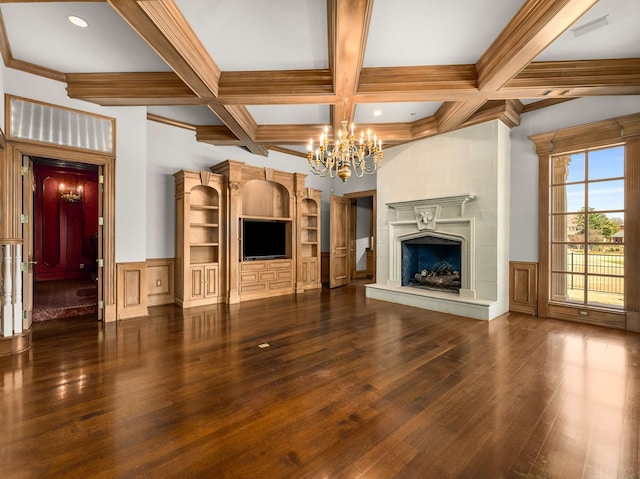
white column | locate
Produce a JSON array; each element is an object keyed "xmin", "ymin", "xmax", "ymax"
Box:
[
  {"xmin": 13, "ymin": 244, "xmax": 23, "ymax": 334},
  {"xmin": 2, "ymin": 244, "xmax": 13, "ymax": 337}
]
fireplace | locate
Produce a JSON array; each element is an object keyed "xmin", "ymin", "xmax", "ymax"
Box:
[
  {"xmin": 364, "ymin": 120, "xmax": 511, "ymax": 321},
  {"xmin": 366, "ymin": 194, "xmax": 510, "ymax": 321},
  {"xmin": 402, "ymin": 235, "xmax": 462, "ymax": 292}
]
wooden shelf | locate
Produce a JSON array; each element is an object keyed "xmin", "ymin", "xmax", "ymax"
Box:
[
  {"xmin": 190, "ymin": 223, "xmax": 219, "ymax": 227},
  {"xmin": 190, "ymin": 205, "xmax": 219, "ymax": 210},
  {"xmin": 241, "ymin": 215, "xmax": 293, "ymax": 222}
]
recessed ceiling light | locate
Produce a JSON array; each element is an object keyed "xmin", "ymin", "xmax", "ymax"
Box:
[
  {"xmin": 373, "ymin": 110, "xmax": 382, "ymax": 117},
  {"xmin": 68, "ymin": 15, "xmax": 88, "ymax": 28}
]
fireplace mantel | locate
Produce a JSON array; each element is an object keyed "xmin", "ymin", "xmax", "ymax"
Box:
[{"xmin": 388, "ymin": 194, "xmax": 475, "ymax": 217}]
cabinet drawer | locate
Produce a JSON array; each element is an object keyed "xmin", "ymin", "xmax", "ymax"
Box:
[
  {"xmin": 276, "ymin": 269, "xmax": 292, "ymax": 280},
  {"xmin": 269, "ymin": 279, "xmax": 292, "ymax": 290},
  {"xmin": 259, "ymin": 271, "xmax": 276, "ymax": 281},
  {"xmin": 240, "ymin": 282, "xmax": 267, "ymax": 294},
  {"xmin": 241, "ymin": 262, "xmax": 268, "ymax": 272},
  {"xmin": 268, "ymin": 260, "xmax": 291, "ymax": 270},
  {"xmin": 240, "ymin": 272, "xmax": 259, "ymax": 283}
]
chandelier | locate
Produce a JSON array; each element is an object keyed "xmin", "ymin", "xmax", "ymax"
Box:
[
  {"xmin": 59, "ymin": 184, "xmax": 82, "ymax": 203},
  {"xmin": 307, "ymin": 120, "xmax": 382, "ymax": 182}
]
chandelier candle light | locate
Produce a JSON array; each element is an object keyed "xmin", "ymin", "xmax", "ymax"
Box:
[{"xmin": 307, "ymin": 120, "xmax": 382, "ymax": 182}]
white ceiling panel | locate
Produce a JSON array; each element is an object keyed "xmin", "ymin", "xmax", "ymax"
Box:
[
  {"xmin": 175, "ymin": 0, "xmax": 328, "ymax": 71},
  {"xmin": 147, "ymin": 106, "xmax": 223, "ymax": 126},
  {"xmin": 1, "ymin": 3, "xmax": 170, "ymax": 73},
  {"xmin": 354, "ymin": 102, "xmax": 442, "ymax": 123},
  {"xmin": 363, "ymin": 0, "xmax": 527, "ymax": 67},
  {"xmin": 535, "ymin": 0, "xmax": 640, "ymax": 61},
  {"xmin": 247, "ymin": 104, "xmax": 330, "ymax": 125}
]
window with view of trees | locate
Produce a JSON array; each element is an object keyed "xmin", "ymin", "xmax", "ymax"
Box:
[{"xmin": 550, "ymin": 145, "xmax": 624, "ymax": 308}]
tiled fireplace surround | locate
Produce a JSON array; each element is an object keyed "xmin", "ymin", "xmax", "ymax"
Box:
[{"xmin": 366, "ymin": 120, "xmax": 510, "ymax": 320}]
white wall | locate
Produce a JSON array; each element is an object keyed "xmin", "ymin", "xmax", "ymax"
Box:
[
  {"xmin": 2, "ymin": 68, "xmax": 148, "ymax": 263},
  {"xmin": 509, "ymin": 96, "xmax": 640, "ymax": 262}
]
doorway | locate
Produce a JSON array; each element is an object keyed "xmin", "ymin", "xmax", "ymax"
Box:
[
  {"xmin": 350, "ymin": 195, "xmax": 374, "ymax": 280},
  {"xmin": 329, "ymin": 190, "xmax": 376, "ymax": 288},
  {"xmin": 31, "ymin": 158, "xmax": 100, "ymax": 321}
]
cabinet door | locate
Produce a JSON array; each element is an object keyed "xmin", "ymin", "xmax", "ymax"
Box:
[
  {"xmin": 189, "ymin": 266, "xmax": 205, "ymax": 301},
  {"xmin": 301, "ymin": 258, "xmax": 318, "ymax": 287},
  {"xmin": 205, "ymin": 264, "xmax": 218, "ymax": 298}
]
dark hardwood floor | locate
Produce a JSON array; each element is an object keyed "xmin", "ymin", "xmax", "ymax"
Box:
[{"xmin": 1, "ymin": 282, "xmax": 639, "ymax": 478}]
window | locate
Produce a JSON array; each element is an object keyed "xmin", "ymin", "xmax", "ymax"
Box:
[
  {"xmin": 530, "ymin": 112, "xmax": 640, "ymax": 330},
  {"xmin": 550, "ymin": 146, "xmax": 624, "ymax": 308}
]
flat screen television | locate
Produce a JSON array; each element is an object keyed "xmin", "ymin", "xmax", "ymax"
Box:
[{"xmin": 242, "ymin": 219, "xmax": 288, "ymax": 260}]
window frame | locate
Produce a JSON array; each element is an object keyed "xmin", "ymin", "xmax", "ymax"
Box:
[{"xmin": 530, "ymin": 112, "xmax": 640, "ymax": 330}]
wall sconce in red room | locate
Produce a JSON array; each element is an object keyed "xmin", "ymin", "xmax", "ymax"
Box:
[{"xmin": 59, "ymin": 183, "xmax": 83, "ymax": 203}]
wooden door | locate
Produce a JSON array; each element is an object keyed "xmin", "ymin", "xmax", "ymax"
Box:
[
  {"xmin": 22, "ymin": 155, "xmax": 35, "ymax": 329},
  {"xmin": 330, "ymin": 195, "xmax": 350, "ymax": 288}
]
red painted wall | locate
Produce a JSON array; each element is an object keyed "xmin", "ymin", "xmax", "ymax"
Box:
[{"xmin": 33, "ymin": 163, "xmax": 99, "ymax": 281}]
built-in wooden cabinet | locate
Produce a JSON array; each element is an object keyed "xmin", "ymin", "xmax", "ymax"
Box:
[
  {"xmin": 175, "ymin": 163, "xmax": 320, "ymax": 307},
  {"xmin": 174, "ymin": 170, "xmax": 225, "ymax": 308},
  {"xmin": 208, "ymin": 160, "xmax": 321, "ymax": 303},
  {"xmin": 298, "ymin": 190, "xmax": 322, "ymax": 291}
]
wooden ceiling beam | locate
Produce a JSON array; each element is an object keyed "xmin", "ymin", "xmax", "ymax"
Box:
[
  {"xmin": 66, "ymin": 72, "xmax": 203, "ymax": 105},
  {"xmin": 504, "ymin": 58, "xmax": 640, "ymax": 90},
  {"xmin": 522, "ymin": 98, "xmax": 575, "ymax": 113},
  {"xmin": 358, "ymin": 65, "xmax": 478, "ymax": 96},
  {"xmin": 218, "ymin": 69, "xmax": 335, "ymax": 104},
  {"xmin": 196, "ymin": 125, "xmax": 241, "ymax": 145},
  {"xmin": 476, "ymin": 0, "xmax": 599, "ymax": 92},
  {"xmin": 255, "ymin": 125, "xmax": 331, "ymax": 145},
  {"xmin": 193, "ymin": 97, "xmax": 526, "ymax": 153},
  {"xmin": 435, "ymin": 98, "xmax": 489, "ymax": 133},
  {"xmin": 267, "ymin": 146, "xmax": 308, "ymax": 159},
  {"xmin": 329, "ymin": 0, "xmax": 374, "ymax": 135}
]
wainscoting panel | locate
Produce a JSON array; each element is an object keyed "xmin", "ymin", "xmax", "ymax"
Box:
[
  {"xmin": 146, "ymin": 258, "xmax": 175, "ymax": 306},
  {"xmin": 116, "ymin": 262, "xmax": 148, "ymax": 320},
  {"xmin": 321, "ymin": 252, "xmax": 329, "ymax": 284},
  {"xmin": 509, "ymin": 261, "xmax": 538, "ymax": 315}
]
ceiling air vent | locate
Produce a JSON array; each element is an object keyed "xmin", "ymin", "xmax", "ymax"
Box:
[{"xmin": 571, "ymin": 15, "xmax": 609, "ymax": 38}]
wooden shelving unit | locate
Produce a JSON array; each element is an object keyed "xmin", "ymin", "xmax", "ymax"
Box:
[
  {"xmin": 210, "ymin": 160, "xmax": 321, "ymax": 303},
  {"xmin": 298, "ymin": 190, "xmax": 322, "ymax": 291},
  {"xmin": 174, "ymin": 170, "xmax": 225, "ymax": 308}
]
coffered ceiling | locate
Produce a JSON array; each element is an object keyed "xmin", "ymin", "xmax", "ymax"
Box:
[{"xmin": 0, "ymin": 0, "xmax": 638, "ymax": 158}]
